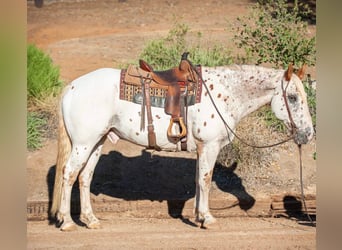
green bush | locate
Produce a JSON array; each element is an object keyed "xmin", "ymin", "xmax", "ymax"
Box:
[
  {"xmin": 232, "ymin": 0, "xmax": 316, "ymax": 68},
  {"xmin": 231, "ymin": 0, "xmax": 316, "ymax": 134},
  {"xmin": 27, "ymin": 112, "xmax": 47, "ymax": 150},
  {"xmin": 257, "ymin": 105, "xmax": 287, "ymax": 133},
  {"xmin": 27, "ymin": 44, "xmax": 62, "ymax": 150},
  {"xmin": 140, "ymin": 22, "xmax": 233, "ymax": 69},
  {"xmin": 304, "ymin": 78, "xmax": 316, "ymax": 128},
  {"xmin": 27, "ymin": 44, "xmax": 62, "ymax": 103}
]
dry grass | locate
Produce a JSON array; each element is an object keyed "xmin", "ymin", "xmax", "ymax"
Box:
[
  {"xmin": 216, "ymin": 109, "xmax": 299, "ymax": 192},
  {"xmin": 28, "ymin": 95, "xmax": 60, "ymax": 141}
]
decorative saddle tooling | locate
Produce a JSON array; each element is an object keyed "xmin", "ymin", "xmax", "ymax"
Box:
[{"xmin": 119, "ymin": 52, "xmax": 202, "ymax": 150}]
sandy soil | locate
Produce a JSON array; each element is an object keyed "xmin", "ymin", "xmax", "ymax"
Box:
[
  {"xmin": 27, "ymin": 0, "xmax": 316, "ymax": 248},
  {"xmin": 27, "ymin": 215, "xmax": 316, "ymax": 249}
]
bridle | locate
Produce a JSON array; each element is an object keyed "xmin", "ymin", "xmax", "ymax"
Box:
[{"xmin": 281, "ymin": 78, "xmax": 298, "ymax": 138}]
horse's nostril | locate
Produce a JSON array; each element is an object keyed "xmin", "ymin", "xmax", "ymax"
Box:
[
  {"xmin": 295, "ymin": 129, "xmax": 312, "ymax": 144},
  {"xmin": 293, "ymin": 124, "xmax": 315, "ymax": 144}
]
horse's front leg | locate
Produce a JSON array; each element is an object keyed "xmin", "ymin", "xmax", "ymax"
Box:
[
  {"xmin": 78, "ymin": 143, "xmax": 104, "ymax": 229},
  {"xmin": 194, "ymin": 141, "xmax": 221, "ymax": 228}
]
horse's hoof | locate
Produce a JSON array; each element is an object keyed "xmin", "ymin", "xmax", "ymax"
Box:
[
  {"xmin": 60, "ymin": 222, "xmax": 77, "ymax": 231},
  {"xmin": 194, "ymin": 220, "xmax": 201, "ymax": 228},
  {"xmin": 80, "ymin": 213, "xmax": 101, "ymax": 229},
  {"xmin": 201, "ymin": 218, "xmax": 219, "ymax": 230},
  {"xmin": 195, "ymin": 212, "xmax": 216, "ymax": 229},
  {"xmin": 86, "ymin": 221, "xmax": 101, "ymax": 229},
  {"xmin": 196, "ymin": 214, "xmax": 217, "ymax": 229}
]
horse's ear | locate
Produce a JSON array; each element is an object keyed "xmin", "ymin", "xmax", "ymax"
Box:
[
  {"xmin": 285, "ymin": 63, "xmax": 294, "ymax": 81},
  {"xmin": 296, "ymin": 64, "xmax": 307, "ymax": 80}
]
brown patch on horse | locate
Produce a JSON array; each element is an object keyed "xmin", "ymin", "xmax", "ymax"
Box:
[
  {"xmin": 296, "ymin": 64, "xmax": 307, "ymax": 80},
  {"xmin": 196, "ymin": 141, "xmax": 204, "ymax": 155},
  {"xmin": 285, "ymin": 63, "xmax": 294, "ymax": 81},
  {"xmin": 203, "ymin": 169, "xmax": 213, "ymax": 187}
]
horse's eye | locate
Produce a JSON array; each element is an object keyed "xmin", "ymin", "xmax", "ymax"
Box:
[{"xmin": 288, "ymin": 94, "xmax": 297, "ymax": 103}]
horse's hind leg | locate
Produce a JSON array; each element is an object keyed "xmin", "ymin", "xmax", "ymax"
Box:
[
  {"xmin": 78, "ymin": 141, "xmax": 104, "ymax": 229},
  {"xmin": 58, "ymin": 144, "xmax": 94, "ymax": 231}
]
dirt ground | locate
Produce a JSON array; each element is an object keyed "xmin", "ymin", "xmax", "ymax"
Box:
[
  {"xmin": 27, "ymin": 0, "xmax": 316, "ymax": 249},
  {"xmin": 27, "ymin": 215, "xmax": 316, "ymax": 249}
]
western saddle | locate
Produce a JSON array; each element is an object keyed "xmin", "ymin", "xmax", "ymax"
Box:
[{"xmin": 122, "ymin": 52, "xmax": 199, "ymax": 150}]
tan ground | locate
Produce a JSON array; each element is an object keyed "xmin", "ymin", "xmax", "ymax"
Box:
[
  {"xmin": 27, "ymin": 215, "xmax": 316, "ymax": 249},
  {"xmin": 27, "ymin": 0, "xmax": 316, "ymax": 249}
]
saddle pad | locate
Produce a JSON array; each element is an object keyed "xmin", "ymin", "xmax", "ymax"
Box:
[{"xmin": 119, "ymin": 65, "xmax": 202, "ymax": 108}]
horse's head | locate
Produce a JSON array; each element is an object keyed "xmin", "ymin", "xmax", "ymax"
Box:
[{"xmin": 271, "ymin": 64, "xmax": 314, "ymax": 145}]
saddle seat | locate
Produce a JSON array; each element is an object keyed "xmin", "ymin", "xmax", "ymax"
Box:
[{"xmin": 139, "ymin": 59, "xmax": 194, "ymax": 89}]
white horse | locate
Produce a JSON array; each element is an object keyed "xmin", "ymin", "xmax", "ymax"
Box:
[{"xmin": 51, "ymin": 63, "xmax": 314, "ymax": 231}]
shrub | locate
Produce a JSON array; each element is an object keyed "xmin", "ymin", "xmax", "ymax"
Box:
[
  {"xmin": 27, "ymin": 112, "xmax": 47, "ymax": 150},
  {"xmin": 257, "ymin": 105, "xmax": 287, "ymax": 133},
  {"xmin": 140, "ymin": 22, "xmax": 233, "ymax": 69},
  {"xmin": 231, "ymin": 0, "xmax": 316, "ymax": 134},
  {"xmin": 27, "ymin": 44, "xmax": 62, "ymax": 150},
  {"xmin": 232, "ymin": 0, "xmax": 316, "ymax": 68},
  {"xmin": 139, "ymin": 22, "xmax": 189, "ymax": 69},
  {"xmin": 304, "ymin": 78, "xmax": 316, "ymax": 128},
  {"xmin": 27, "ymin": 44, "xmax": 62, "ymax": 105}
]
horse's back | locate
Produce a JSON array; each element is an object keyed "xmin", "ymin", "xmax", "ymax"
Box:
[{"xmin": 70, "ymin": 68, "xmax": 120, "ymax": 88}]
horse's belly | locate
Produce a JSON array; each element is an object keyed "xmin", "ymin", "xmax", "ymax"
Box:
[{"xmin": 111, "ymin": 101, "xmax": 180, "ymax": 150}]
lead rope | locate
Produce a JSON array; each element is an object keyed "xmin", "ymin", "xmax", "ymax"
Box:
[{"xmin": 298, "ymin": 144, "xmax": 315, "ymax": 225}]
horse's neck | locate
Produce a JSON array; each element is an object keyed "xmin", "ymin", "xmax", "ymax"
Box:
[{"xmin": 210, "ymin": 65, "xmax": 283, "ymax": 121}]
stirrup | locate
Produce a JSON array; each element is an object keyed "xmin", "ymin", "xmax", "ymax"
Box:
[{"xmin": 167, "ymin": 117, "xmax": 187, "ymax": 139}]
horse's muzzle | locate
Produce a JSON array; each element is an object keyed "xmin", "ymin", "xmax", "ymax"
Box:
[{"xmin": 294, "ymin": 127, "xmax": 314, "ymax": 145}]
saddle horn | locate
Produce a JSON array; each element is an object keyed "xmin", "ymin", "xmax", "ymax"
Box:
[{"xmin": 181, "ymin": 52, "xmax": 190, "ymax": 60}]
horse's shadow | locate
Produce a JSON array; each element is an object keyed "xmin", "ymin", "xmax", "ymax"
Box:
[{"xmin": 47, "ymin": 149, "xmax": 255, "ymax": 225}]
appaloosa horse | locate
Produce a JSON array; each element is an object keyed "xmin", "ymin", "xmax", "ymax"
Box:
[{"xmin": 51, "ymin": 62, "xmax": 313, "ymax": 231}]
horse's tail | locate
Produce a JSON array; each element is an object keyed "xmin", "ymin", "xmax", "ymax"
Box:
[{"xmin": 50, "ymin": 85, "xmax": 72, "ymax": 218}]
